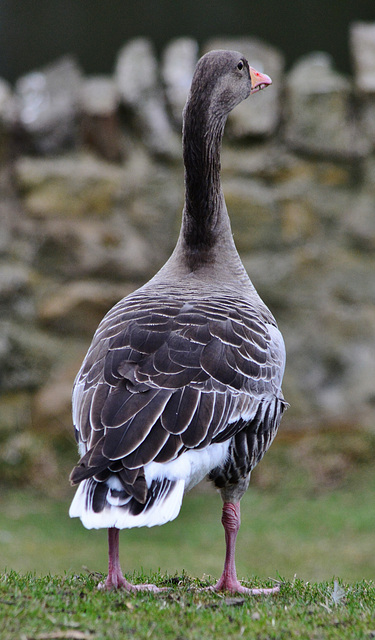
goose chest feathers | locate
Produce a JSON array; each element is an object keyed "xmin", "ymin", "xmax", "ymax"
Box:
[{"xmin": 69, "ymin": 49, "xmax": 287, "ymax": 594}]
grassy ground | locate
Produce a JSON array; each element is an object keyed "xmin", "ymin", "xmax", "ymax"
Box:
[
  {"xmin": 1, "ymin": 472, "xmax": 375, "ymax": 583},
  {"xmin": 1, "ymin": 431, "xmax": 375, "ymax": 638},
  {"xmin": 1, "ymin": 572, "xmax": 375, "ymax": 639},
  {"xmin": 1, "ymin": 432, "xmax": 375, "ymax": 582}
]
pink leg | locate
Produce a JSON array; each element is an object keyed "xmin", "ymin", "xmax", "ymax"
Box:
[
  {"xmin": 98, "ymin": 528, "xmax": 164, "ymax": 592},
  {"xmin": 213, "ymin": 502, "xmax": 279, "ymax": 595}
]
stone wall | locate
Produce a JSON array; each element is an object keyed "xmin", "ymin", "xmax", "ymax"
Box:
[{"xmin": 1, "ymin": 26, "xmax": 375, "ymax": 490}]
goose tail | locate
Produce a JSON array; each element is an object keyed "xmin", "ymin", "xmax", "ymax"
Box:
[{"xmin": 69, "ymin": 476, "xmax": 185, "ymax": 530}]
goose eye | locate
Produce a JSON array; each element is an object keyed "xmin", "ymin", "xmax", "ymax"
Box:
[{"xmin": 237, "ymin": 61, "xmax": 244, "ymax": 71}]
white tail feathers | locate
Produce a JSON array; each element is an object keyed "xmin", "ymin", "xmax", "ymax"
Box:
[{"xmin": 69, "ymin": 477, "xmax": 185, "ymax": 530}]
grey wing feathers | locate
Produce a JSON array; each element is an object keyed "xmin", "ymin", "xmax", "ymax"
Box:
[{"xmin": 70, "ymin": 292, "xmax": 286, "ymax": 498}]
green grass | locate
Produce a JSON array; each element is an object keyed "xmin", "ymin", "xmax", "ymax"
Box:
[
  {"xmin": 1, "ymin": 432, "xmax": 375, "ymax": 638},
  {"xmin": 1, "ymin": 478, "xmax": 375, "ymax": 583},
  {"xmin": 1, "ymin": 434, "xmax": 375, "ymax": 582},
  {"xmin": 1, "ymin": 572, "xmax": 375, "ymax": 639}
]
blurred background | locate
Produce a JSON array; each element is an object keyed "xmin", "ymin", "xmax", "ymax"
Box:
[
  {"xmin": 0, "ymin": 0, "xmax": 375, "ymax": 80},
  {"xmin": 1, "ymin": 1, "xmax": 375, "ymax": 585}
]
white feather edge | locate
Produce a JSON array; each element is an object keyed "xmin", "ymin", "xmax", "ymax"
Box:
[{"xmin": 69, "ymin": 441, "xmax": 230, "ymax": 530}]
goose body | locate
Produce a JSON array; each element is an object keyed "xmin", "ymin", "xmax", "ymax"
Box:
[{"xmin": 70, "ymin": 50, "xmax": 287, "ymax": 593}]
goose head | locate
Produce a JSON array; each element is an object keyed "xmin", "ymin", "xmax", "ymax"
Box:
[{"xmin": 184, "ymin": 49, "xmax": 272, "ymax": 120}]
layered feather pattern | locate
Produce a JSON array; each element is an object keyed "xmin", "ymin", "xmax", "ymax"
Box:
[{"xmin": 70, "ymin": 283, "xmax": 287, "ymax": 529}]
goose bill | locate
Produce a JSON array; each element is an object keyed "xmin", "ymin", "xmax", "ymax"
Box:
[{"xmin": 249, "ymin": 67, "xmax": 272, "ymax": 94}]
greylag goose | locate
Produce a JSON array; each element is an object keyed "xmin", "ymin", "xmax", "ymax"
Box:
[{"xmin": 69, "ymin": 49, "xmax": 287, "ymax": 594}]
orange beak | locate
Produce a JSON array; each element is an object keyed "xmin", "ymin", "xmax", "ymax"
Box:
[{"xmin": 249, "ymin": 67, "xmax": 272, "ymax": 94}]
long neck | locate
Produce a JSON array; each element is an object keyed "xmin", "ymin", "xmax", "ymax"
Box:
[
  {"xmin": 149, "ymin": 90, "xmax": 252, "ymax": 290},
  {"xmin": 181, "ymin": 93, "xmax": 228, "ymax": 258}
]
